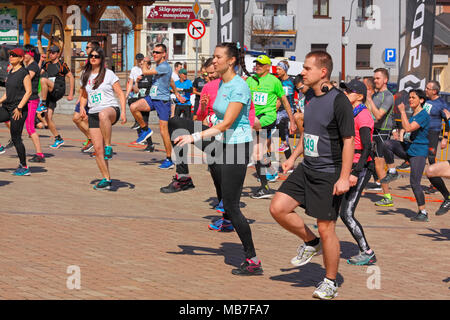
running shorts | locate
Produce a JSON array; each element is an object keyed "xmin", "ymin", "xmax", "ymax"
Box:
[{"xmin": 88, "ymin": 107, "xmax": 120, "ymax": 128}]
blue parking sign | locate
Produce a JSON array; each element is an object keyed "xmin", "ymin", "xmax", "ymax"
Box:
[{"xmin": 385, "ymin": 48, "xmax": 396, "ymax": 63}]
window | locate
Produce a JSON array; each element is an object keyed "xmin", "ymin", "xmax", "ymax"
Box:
[
  {"xmin": 311, "ymin": 43, "xmax": 328, "ymax": 52},
  {"xmin": 264, "ymin": 4, "xmax": 287, "ymax": 16},
  {"xmin": 358, "ymin": 0, "xmax": 373, "ymax": 19},
  {"xmin": 173, "ymin": 33, "xmax": 186, "ymax": 55},
  {"xmin": 313, "ymin": 0, "xmax": 329, "ymax": 18},
  {"xmin": 356, "ymin": 44, "xmax": 372, "ymax": 69}
]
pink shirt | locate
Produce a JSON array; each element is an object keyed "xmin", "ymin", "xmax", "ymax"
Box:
[
  {"xmin": 354, "ymin": 108, "xmax": 374, "ymax": 163},
  {"xmin": 196, "ymin": 78, "xmax": 255, "ymax": 127}
]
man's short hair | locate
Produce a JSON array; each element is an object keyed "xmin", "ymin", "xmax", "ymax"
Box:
[
  {"xmin": 89, "ymin": 41, "xmax": 100, "ymax": 47},
  {"xmin": 294, "ymin": 74, "xmax": 304, "ymax": 86},
  {"xmin": 374, "ymin": 68, "xmax": 389, "ymax": 81},
  {"xmin": 363, "ymin": 76, "xmax": 375, "ymax": 90},
  {"xmin": 203, "ymin": 57, "xmax": 214, "ymax": 68},
  {"xmin": 428, "ymin": 80, "xmax": 441, "ymax": 93},
  {"xmin": 305, "ymin": 50, "xmax": 333, "ymax": 79},
  {"xmin": 174, "ymin": 62, "xmax": 183, "ymax": 68},
  {"xmin": 155, "ymin": 43, "xmax": 167, "ymax": 53}
]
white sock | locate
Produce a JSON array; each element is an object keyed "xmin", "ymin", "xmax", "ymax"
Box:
[{"xmin": 388, "ymin": 168, "xmax": 397, "ymax": 174}]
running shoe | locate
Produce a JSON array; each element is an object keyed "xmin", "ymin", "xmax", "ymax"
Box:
[
  {"xmin": 50, "ymin": 139, "xmax": 64, "ymax": 149},
  {"xmin": 347, "ymin": 251, "xmax": 377, "ymax": 266},
  {"xmin": 375, "ymin": 197, "xmax": 394, "ymax": 207},
  {"xmin": 104, "ymin": 146, "xmax": 113, "ymax": 160},
  {"xmin": 366, "ymin": 182, "xmax": 382, "ymax": 191},
  {"xmin": 37, "ymin": 102, "xmax": 47, "ymax": 113},
  {"xmin": 251, "ymin": 185, "xmax": 274, "ymax": 199},
  {"xmin": 436, "ymin": 198, "xmax": 450, "ymax": 216},
  {"xmin": 29, "ymin": 154, "xmax": 45, "ymax": 163},
  {"xmin": 81, "ymin": 140, "xmax": 94, "ymax": 153},
  {"xmin": 410, "ymin": 212, "xmax": 429, "ymax": 222},
  {"xmin": 160, "ymin": 175, "xmax": 195, "ymax": 193},
  {"xmin": 130, "ymin": 121, "xmax": 140, "ymax": 130},
  {"xmin": 158, "ymin": 158, "xmax": 175, "ymax": 170},
  {"xmin": 247, "ymin": 162, "xmax": 254, "ymax": 168},
  {"xmin": 215, "ymin": 200, "xmax": 225, "ymax": 214},
  {"xmin": 278, "ymin": 143, "xmax": 290, "ymax": 153},
  {"xmin": 231, "ymin": 259, "xmax": 263, "ymax": 276},
  {"xmin": 12, "ymin": 164, "xmax": 30, "ymax": 176},
  {"xmin": 424, "ymin": 185, "xmax": 438, "ymax": 194},
  {"xmin": 396, "ymin": 161, "xmax": 410, "ymax": 170},
  {"xmin": 291, "ymin": 241, "xmax": 322, "ymax": 267},
  {"xmin": 312, "ymin": 278, "xmax": 338, "ymax": 300},
  {"xmin": 5, "ymin": 140, "xmax": 13, "ymax": 149},
  {"xmin": 380, "ymin": 171, "xmax": 399, "ymax": 184},
  {"xmin": 136, "ymin": 127, "xmax": 153, "ymax": 145},
  {"xmin": 144, "ymin": 144, "xmax": 155, "ymax": 152},
  {"xmin": 93, "ymin": 178, "xmax": 112, "ymax": 190},
  {"xmin": 208, "ymin": 218, "xmax": 234, "ymax": 232},
  {"xmin": 0, "ymin": 145, "xmax": 5, "ymax": 154},
  {"xmin": 266, "ymin": 172, "xmax": 279, "ymax": 183},
  {"xmin": 90, "ymin": 152, "xmax": 96, "ymax": 158}
]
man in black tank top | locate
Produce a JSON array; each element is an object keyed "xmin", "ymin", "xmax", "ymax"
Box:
[{"xmin": 270, "ymin": 51, "xmax": 355, "ymax": 300}]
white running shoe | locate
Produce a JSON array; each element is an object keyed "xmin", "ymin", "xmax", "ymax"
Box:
[
  {"xmin": 313, "ymin": 278, "xmax": 338, "ymax": 300},
  {"xmin": 290, "ymin": 241, "xmax": 322, "ymax": 267}
]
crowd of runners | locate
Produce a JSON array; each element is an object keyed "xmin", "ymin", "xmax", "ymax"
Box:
[{"xmin": 1, "ymin": 41, "xmax": 449, "ymax": 300}]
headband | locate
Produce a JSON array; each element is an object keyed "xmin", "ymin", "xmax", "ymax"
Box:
[
  {"xmin": 25, "ymin": 51, "xmax": 35, "ymax": 57},
  {"xmin": 277, "ymin": 61, "xmax": 289, "ymax": 72}
]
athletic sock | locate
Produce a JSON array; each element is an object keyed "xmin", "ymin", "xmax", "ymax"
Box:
[
  {"xmin": 37, "ymin": 153, "xmax": 44, "ymax": 158},
  {"xmin": 55, "ymin": 135, "xmax": 62, "ymax": 141},
  {"xmin": 420, "ymin": 209, "xmax": 428, "ymax": 216},
  {"xmin": 388, "ymin": 168, "xmax": 397, "ymax": 174},
  {"xmin": 326, "ymin": 277, "xmax": 337, "ymax": 287},
  {"xmin": 142, "ymin": 125, "xmax": 149, "ymax": 131},
  {"xmin": 176, "ymin": 173, "xmax": 189, "ymax": 179},
  {"xmin": 384, "ymin": 194, "xmax": 392, "ymax": 200},
  {"xmin": 305, "ymin": 237, "xmax": 320, "ymax": 247},
  {"xmin": 249, "ymin": 256, "xmax": 260, "ymax": 264}
]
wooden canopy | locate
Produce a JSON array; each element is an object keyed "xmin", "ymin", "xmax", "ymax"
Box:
[{"xmin": 10, "ymin": 0, "xmax": 165, "ymax": 66}]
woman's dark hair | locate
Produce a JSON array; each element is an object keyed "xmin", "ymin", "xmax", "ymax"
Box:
[
  {"xmin": 81, "ymin": 46, "xmax": 106, "ymax": 90},
  {"xmin": 23, "ymin": 43, "xmax": 40, "ymax": 63},
  {"xmin": 215, "ymin": 42, "xmax": 259, "ymax": 83},
  {"xmin": 410, "ymin": 89, "xmax": 426, "ymax": 107}
]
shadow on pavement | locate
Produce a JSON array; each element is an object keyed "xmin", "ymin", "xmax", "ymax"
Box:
[
  {"xmin": 0, "ymin": 180, "xmax": 12, "ymax": 187},
  {"xmin": 90, "ymin": 179, "xmax": 136, "ymax": 192},
  {"xmin": 418, "ymin": 228, "xmax": 450, "ymax": 242},
  {"xmin": 166, "ymin": 242, "xmax": 244, "ymax": 268}
]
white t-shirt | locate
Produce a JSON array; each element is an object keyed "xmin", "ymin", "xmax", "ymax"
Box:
[
  {"xmin": 83, "ymin": 69, "xmax": 120, "ymax": 114},
  {"xmin": 130, "ymin": 66, "xmax": 143, "ymax": 81},
  {"xmin": 171, "ymin": 72, "xmax": 180, "ymax": 82}
]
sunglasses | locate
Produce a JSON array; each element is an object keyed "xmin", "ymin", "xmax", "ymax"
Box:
[
  {"xmin": 202, "ymin": 73, "xmax": 208, "ymax": 76},
  {"xmin": 9, "ymin": 52, "xmax": 20, "ymax": 57},
  {"xmin": 345, "ymin": 89, "xmax": 357, "ymax": 94},
  {"xmin": 152, "ymin": 51, "xmax": 163, "ymax": 55},
  {"xmin": 89, "ymin": 54, "xmax": 101, "ymax": 59}
]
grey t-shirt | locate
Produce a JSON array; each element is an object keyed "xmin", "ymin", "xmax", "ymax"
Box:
[{"xmin": 372, "ymin": 89, "xmax": 394, "ymax": 130}]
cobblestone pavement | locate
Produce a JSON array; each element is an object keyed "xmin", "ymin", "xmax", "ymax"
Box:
[{"xmin": 0, "ymin": 114, "xmax": 449, "ymax": 300}]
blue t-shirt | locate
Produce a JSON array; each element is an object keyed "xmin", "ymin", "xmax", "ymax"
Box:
[
  {"xmin": 212, "ymin": 75, "xmax": 252, "ymax": 144},
  {"xmin": 422, "ymin": 97, "xmax": 449, "ymax": 132},
  {"xmin": 404, "ymin": 109, "xmax": 430, "ymax": 157},
  {"xmin": 150, "ymin": 61, "xmax": 172, "ymax": 101},
  {"xmin": 174, "ymin": 79, "xmax": 193, "ymax": 106},
  {"xmin": 279, "ymin": 78, "xmax": 296, "ymax": 112}
]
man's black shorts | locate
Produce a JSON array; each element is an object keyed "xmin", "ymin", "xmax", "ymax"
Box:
[
  {"xmin": 372, "ymin": 128, "xmax": 392, "ymax": 158},
  {"xmin": 278, "ymin": 164, "xmax": 342, "ymax": 221},
  {"xmin": 46, "ymin": 81, "xmax": 66, "ymax": 110}
]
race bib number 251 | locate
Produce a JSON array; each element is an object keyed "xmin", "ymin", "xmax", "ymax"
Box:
[{"xmin": 304, "ymin": 134, "xmax": 319, "ymax": 157}]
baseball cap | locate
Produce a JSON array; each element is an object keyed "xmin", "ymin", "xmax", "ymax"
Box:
[
  {"xmin": 10, "ymin": 48, "xmax": 25, "ymax": 57},
  {"xmin": 254, "ymin": 55, "xmax": 271, "ymax": 65},
  {"xmin": 340, "ymin": 79, "xmax": 367, "ymax": 98},
  {"xmin": 179, "ymin": 68, "xmax": 187, "ymax": 75},
  {"xmin": 135, "ymin": 53, "xmax": 145, "ymax": 60},
  {"xmin": 48, "ymin": 45, "xmax": 60, "ymax": 53}
]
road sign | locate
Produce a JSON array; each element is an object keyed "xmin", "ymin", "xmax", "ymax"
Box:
[
  {"xmin": 188, "ymin": 19, "xmax": 206, "ymax": 40},
  {"xmin": 384, "ymin": 48, "xmax": 396, "ymax": 68},
  {"xmin": 192, "ymin": 0, "xmax": 202, "ymax": 18}
]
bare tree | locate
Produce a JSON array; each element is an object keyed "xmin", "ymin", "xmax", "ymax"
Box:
[{"xmin": 248, "ymin": 15, "xmax": 277, "ymax": 53}]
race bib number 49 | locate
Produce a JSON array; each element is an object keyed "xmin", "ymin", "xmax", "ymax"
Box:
[
  {"xmin": 253, "ymin": 92, "xmax": 268, "ymax": 105},
  {"xmin": 304, "ymin": 134, "xmax": 319, "ymax": 157}
]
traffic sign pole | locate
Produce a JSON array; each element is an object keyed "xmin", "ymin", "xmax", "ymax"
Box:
[{"xmin": 187, "ymin": 19, "xmax": 206, "ymax": 79}]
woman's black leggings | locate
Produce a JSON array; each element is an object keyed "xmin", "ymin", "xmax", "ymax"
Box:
[
  {"xmin": 0, "ymin": 107, "xmax": 27, "ymax": 166},
  {"xmin": 383, "ymin": 139, "xmax": 426, "ymax": 206},
  {"xmin": 340, "ymin": 167, "xmax": 372, "ymax": 252},
  {"xmin": 169, "ymin": 117, "xmax": 257, "ymax": 259}
]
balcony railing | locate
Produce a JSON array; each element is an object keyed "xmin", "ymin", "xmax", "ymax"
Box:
[{"xmin": 252, "ymin": 15, "xmax": 295, "ymax": 32}]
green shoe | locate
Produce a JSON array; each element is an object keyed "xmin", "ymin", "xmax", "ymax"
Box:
[
  {"xmin": 347, "ymin": 251, "xmax": 377, "ymax": 266},
  {"xmin": 93, "ymin": 178, "xmax": 112, "ymax": 190},
  {"xmin": 375, "ymin": 197, "xmax": 393, "ymax": 207}
]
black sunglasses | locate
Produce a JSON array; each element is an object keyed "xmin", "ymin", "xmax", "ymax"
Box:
[
  {"xmin": 89, "ymin": 54, "xmax": 101, "ymax": 59},
  {"xmin": 152, "ymin": 51, "xmax": 163, "ymax": 55},
  {"xmin": 9, "ymin": 52, "xmax": 19, "ymax": 57}
]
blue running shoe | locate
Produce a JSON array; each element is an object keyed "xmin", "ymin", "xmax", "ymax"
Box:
[
  {"xmin": 50, "ymin": 139, "xmax": 64, "ymax": 149},
  {"xmin": 215, "ymin": 200, "xmax": 224, "ymax": 213},
  {"xmin": 266, "ymin": 172, "xmax": 279, "ymax": 183},
  {"xmin": 12, "ymin": 164, "xmax": 30, "ymax": 176},
  {"xmin": 136, "ymin": 127, "xmax": 153, "ymax": 145},
  {"xmin": 208, "ymin": 218, "xmax": 234, "ymax": 232},
  {"xmin": 0, "ymin": 145, "xmax": 5, "ymax": 154},
  {"xmin": 37, "ymin": 102, "xmax": 47, "ymax": 113},
  {"xmin": 104, "ymin": 146, "xmax": 113, "ymax": 160},
  {"xmin": 93, "ymin": 178, "xmax": 112, "ymax": 190},
  {"xmin": 159, "ymin": 158, "xmax": 174, "ymax": 170}
]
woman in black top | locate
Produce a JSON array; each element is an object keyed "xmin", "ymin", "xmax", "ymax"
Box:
[{"xmin": 0, "ymin": 48, "xmax": 32, "ymax": 175}]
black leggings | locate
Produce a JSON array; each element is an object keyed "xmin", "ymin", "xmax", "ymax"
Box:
[
  {"xmin": 427, "ymin": 130, "xmax": 450, "ymax": 198},
  {"xmin": 340, "ymin": 167, "xmax": 372, "ymax": 252},
  {"xmin": 383, "ymin": 139, "xmax": 426, "ymax": 206},
  {"xmin": 169, "ymin": 117, "xmax": 257, "ymax": 259},
  {"xmin": 0, "ymin": 107, "xmax": 27, "ymax": 166}
]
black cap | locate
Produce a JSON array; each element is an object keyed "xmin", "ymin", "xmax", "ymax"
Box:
[
  {"xmin": 48, "ymin": 45, "xmax": 60, "ymax": 53},
  {"xmin": 340, "ymin": 79, "xmax": 367, "ymax": 98},
  {"xmin": 135, "ymin": 53, "xmax": 145, "ymax": 60}
]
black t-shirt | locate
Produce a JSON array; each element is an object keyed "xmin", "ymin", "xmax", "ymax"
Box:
[
  {"xmin": 137, "ymin": 74, "xmax": 153, "ymax": 98},
  {"xmin": 193, "ymin": 76, "xmax": 207, "ymax": 107},
  {"xmin": 26, "ymin": 61, "xmax": 40, "ymax": 101},
  {"xmin": 43, "ymin": 60, "xmax": 70, "ymax": 85},
  {"xmin": 302, "ymin": 87, "xmax": 355, "ymax": 173},
  {"xmin": 4, "ymin": 67, "xmax": 29, "ymax": 111}
]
